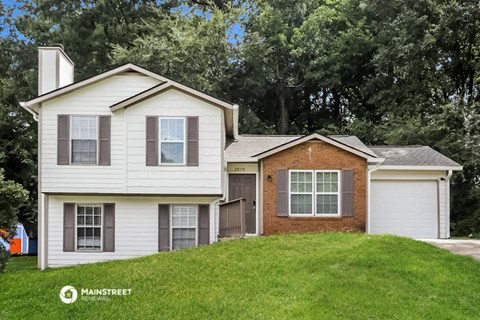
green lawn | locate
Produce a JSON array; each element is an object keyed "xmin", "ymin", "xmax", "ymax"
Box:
[
  {"xmin": 5, "ymin": 256, "xmax": 37, "ymax": 274},
  {"xmin": 1, "ymin": 233, "xmax": 480, "ymax": 319}
]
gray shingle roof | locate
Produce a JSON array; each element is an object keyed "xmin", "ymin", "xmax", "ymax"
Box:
[
  {"xmin": 368, "ymin": 146, "xmax": 461, "ymax": 167},
  {"xmin": 225, "ymin": 135, "xmax": 301, "ymax": 159},
  {"xmin": 327, "ymin": 135, "xmax": 376, "ymax": 157},
  {"xmin": 225, "ymin": 135, "xmax": 461, "ymax": 168}
]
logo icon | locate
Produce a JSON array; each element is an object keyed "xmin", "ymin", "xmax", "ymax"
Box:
[{"xmin": 59, "ymin": 285, "xmax": 78, "ymax": 304}]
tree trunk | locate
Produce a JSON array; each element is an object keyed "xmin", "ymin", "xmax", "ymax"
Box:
[
  {"xmin": 278, "ymin": 92, "xmax": 289, "ymax": 134},
  {"xmin": 276, "ymin": 83, "xmax": 290, "ymax": 134}
]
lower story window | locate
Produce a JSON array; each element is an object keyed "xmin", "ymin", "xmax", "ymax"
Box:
[
  {"xmin": 76, "ymin": 204, "xmax": 102, "ymax": 250},
  {"xmin": 290, "ymin": 170, "xmax": 340, "ymax": 216},
  {"xmin": 171, "ymin": 205, "xmax": 197, "ymax": 250}
]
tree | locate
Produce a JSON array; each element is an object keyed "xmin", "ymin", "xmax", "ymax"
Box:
[
  {"xmin": 0, "ymin": 168, "xmax": 29, "ymax": 272},
  {"xmin": 111, "ymin": 3, "xmax": 239, "ymax": 97}
]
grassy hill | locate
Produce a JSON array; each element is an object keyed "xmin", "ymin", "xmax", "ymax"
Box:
[{"xmin": 1, "ymin": 233, "xmax": 480, "ymax": 319}]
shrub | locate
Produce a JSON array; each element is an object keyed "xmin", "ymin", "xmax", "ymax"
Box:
[{"xmin": 0, "ymin": 243, "xmax": 10, "ymax": 273}]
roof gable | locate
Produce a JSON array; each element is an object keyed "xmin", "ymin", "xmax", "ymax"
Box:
[
  {"xmin": 20, "ymin": 63, "xmax": 238, "ymax": 137},
  {"xmin": 22, "ymin": 63, "xmax": 234, "ymax": 110},
  {"xmin": 255, "ymin": 133, "xmax": 381, "ymax": 161}
]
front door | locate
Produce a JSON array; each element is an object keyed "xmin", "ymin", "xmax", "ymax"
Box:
[{"xmin": 229, "ymin": 174, "xmax": 256, "ymax": 234}]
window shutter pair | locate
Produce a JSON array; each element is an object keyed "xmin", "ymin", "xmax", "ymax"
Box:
[
  {"xmin": 57, "ymin": 115, "xmax": 111, "ymax": 165},
  {"xmin": 158, "ymin": 204, "xmax": 209, "ymax": 252},
  {"xmin": 63, "ymin": 203, "xmax": 115, "ymax": 252},
  {"xmin": 146, "ymin": 117, "xmax": 199, "ymax": 166},
  {"xmin": 275, "ymin": 169, "xmax": 354, "ymax": 217}
]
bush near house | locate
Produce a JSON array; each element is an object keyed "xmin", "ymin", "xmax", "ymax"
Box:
[{"xmin": 1, "ymin": 233, "xmax": 480, "ymax": 319}]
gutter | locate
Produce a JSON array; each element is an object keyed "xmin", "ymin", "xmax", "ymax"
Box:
[
  {"xmin": 19, "ymin": 101, "xmax": 39, "ymax": 121},
  {"xmin": 446, "ymin": 170, "xmax": 453, "ymax": 239},
  {"xmin": 367, "ymin": 162, "xmax": 382, "ymax": 234}
]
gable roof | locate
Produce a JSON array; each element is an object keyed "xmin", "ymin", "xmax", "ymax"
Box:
[
  {"xmin": 225, "ymin": 135, "xmax": 301, "ymax": 162},
  {"xmin": 20, "ymin": 63, "xmax": 238, "ymax": 137},
  {"xmin": 225, "ymin": 134, "xmax": 381, "ymax": 162},
  {"xmin": 328, "ymin": 135, "xmax": 376, "ymax": 156},
  {"xmin": 255, "ymin": 133, "xmax": 380, "ymax": 161},
  {"xmin": 368, "ymin": 146, "xmax": 462, "ymax": 169}
]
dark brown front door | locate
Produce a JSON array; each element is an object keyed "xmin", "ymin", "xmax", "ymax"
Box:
[{"xmin": 229, "ymin": 174, "xmax": 256, "ymax": 234}]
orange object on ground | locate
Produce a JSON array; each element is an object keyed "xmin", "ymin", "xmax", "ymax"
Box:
[{"xmin": 10, "ymin": 238, "xmax": 21, "ymax": 254}]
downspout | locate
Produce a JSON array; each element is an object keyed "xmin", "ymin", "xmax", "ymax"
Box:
[
  {"xmin": 367, "ymin": 163, "xmax": 381, "ymax": 234},
  {"xmin": 446, "ymin": 170, "xmax": 453, "ymax": 239}
]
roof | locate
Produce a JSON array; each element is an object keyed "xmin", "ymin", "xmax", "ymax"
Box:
[
  {"xmin": 225, "ymin": 135, "xmax": 461, "ymax": 169},
  {"xmin": 20, "ymin": 63, "xmax": 238, "ymax": 137},
  {"xmin": 368, "ymin": 146, "xmax": 462, "ymax": 168},
  {"xmin": 225, "ymin": 134, "xmax": 381, "ymax": 162},
  {"xmin": 225, "ymin": 135, "xmax": 301, "ymax": 161},
  {"xmin": 327, "ymin": 135, "xmax": 376, "ymax": 157}
]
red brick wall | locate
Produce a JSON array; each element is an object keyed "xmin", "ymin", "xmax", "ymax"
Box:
[{"xmin": 262, "ymin": 140, "xmax": 367, "ymax": 235}]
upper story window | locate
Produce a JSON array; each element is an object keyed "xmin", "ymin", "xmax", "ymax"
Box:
[
  {"xmin": 289, "ymin": 170, "xmax": 340, "ymax": 216},
  {"xmin": 58, "ymin": 114, "xmax": 110, "ymax": 166},
  {"xmin": 145, "ymin": 116, "xmax": 198, "ymax": 167},
  {"xmin": 71, "ymin": 116, "xmax": 97, "ymax": 164},
  {"xmin": 159, "ymin": 118, "xmax": 185, "ymax": 164}
]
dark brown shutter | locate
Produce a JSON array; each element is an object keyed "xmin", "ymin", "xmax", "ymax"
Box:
[
  {"xmin": 57, "ymin": 115, "xmax": 70, "ymax": 165},
  {"xmin": 146, "ymin": 116, "xmax": 158, "ymax": 166},
  {"xmin": 63, "ymin": 203, "xmax": 75, "ymax": 252},
  {"xmin": 103, "ymin": 203, "xmax": 115, "ymax": 252},
  {"xmin": 186, "ymin": 117, "xmax": 199, "ymax": 166},
  {"xmin": 98, "ymin": 116, "xmax": 111, "ymax": 166},
  {"xmin": 158, "ymin": 204, "xmax": 170, "ymax": 251},
  {"xmin": 276, "ymin": 169, "xmax": 289, "ymax": 217},
  {"xmin": 342, "ymin": 170, "xmax": 354, "ymax": 217},
  {"xmin": 198, "ymin": 204, "xmax": 210, "ymax": 245}
]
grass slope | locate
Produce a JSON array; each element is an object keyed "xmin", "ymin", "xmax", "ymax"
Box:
[{"xmin": 1, "ymin": 233, "xmax": 480, "ymax": 319}]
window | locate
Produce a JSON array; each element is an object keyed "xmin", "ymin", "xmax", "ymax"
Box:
[
  {"xmin": 71, "ymin": 116, "xmax": 97, "ymax": 164},
  {"xmin": 289, "ymin": 170, "xmax": 340, "ymax": 216},
  {"xmin": 171, "ymin": 205, "xmax": 197, "ymax": 250},
  {"xmin": 76, "ymin": 204, "xmax": 102, "ymax": 250},
  {"xmin": 159, "ymin": 118, "xmax": 185, "ymax": 164}
]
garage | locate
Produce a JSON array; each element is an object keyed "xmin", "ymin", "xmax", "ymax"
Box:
[{"xmin": 370, "ymin": 180, "xmax": 438, "ymax": 239}]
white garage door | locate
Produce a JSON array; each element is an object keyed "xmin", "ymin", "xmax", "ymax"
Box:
[{"xmin": 371, "ymin": 180, "xmax": 438, "ymax": 239}]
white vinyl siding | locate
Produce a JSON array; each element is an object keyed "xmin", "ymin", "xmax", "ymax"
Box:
[
  {"xmin": 41, "ymin": 74, "xmax": 222, "ymax": 195},
  {"xmin": 125, "ymin": 89, "xmax": 222, "ymax": 194},
  {"xmin": 41, "ymin": 73, "xmax": 161, "ymax": 193},
  {"xmin": 47, "ymin": 195, "xmax": 219, "ymax": 267},
  {"xmin": 289, "ymin": 170, "xmax": 340, "ymax": 216},
  {"xmin": 171, "ymin": 205, "xmax": 197, "ymax": 250}
]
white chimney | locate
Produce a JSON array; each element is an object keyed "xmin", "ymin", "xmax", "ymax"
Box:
[{"xmin": 38, "ymin": 46, "xmax": 74, "ymax": 95}]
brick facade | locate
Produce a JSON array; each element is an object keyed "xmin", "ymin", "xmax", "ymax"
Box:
[{"xmin": 262, "ymin": 140, "xmax": 367, "ymax": 235}]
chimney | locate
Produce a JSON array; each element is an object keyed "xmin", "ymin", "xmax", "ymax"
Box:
[{"xmin": 38, "ymin": 45, "xmax": 74, "ymax": 95}]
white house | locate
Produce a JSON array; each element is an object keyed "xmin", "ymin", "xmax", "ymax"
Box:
[{"xmin": 21, "ymin": 47, "xmax": 462, "ymax": 269}]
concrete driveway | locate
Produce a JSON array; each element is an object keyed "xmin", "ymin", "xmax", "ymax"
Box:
[{"xmin": 420, "ymin": 239, "xmax": 480, "ymax": 260}]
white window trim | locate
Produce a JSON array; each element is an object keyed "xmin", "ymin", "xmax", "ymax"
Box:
[
  {"xmin": 170, "ymin": 205, "xmax": 198, "ymax": 251},
  {"xmin": 70, "ymin": 115, "xmax": 99, "ymax": 165},
  {"xmin": 158, "ymin": 117, "xmax": 186, "ymax": 165},
  {"xmin": 288, "ymin": 170, "xmax": 341, "ymax": 217},
  {"xmin": 74, "ymin": 203, "xmax": 103, "ymax": 252}
]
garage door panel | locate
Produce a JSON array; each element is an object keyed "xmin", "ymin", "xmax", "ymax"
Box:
[{"xmin": 371, "ymin": 180, "xmax": 438, "ymax": 239}]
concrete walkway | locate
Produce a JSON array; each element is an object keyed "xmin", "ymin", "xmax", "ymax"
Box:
[{"xmin": 420, "ymin": 239, "xmax": 480, "ymax": 260}]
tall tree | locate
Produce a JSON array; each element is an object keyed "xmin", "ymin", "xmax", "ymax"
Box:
[{"xmin": 111, "ymin": 3, "xmax": 240, "ymax": 97}]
